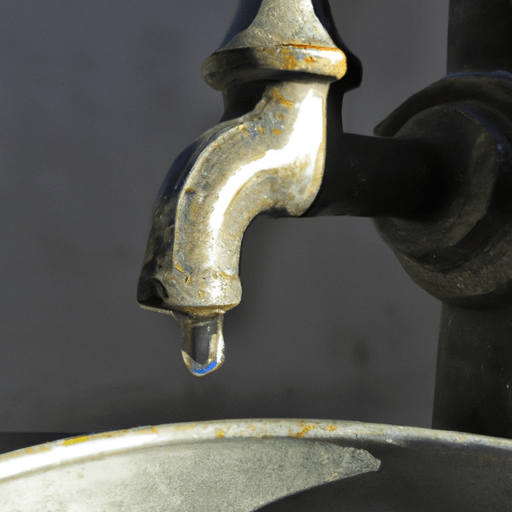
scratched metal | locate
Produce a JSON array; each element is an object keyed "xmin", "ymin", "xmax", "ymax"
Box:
[
  {"xmin": 1, "ymin": 419, "xmax": 512, "ymax": 511},
  {"xmin": 137, "ymin": 0, "xmax": 347, "ymax": 375},
  {"xmin": 0, "ymin": 420, "xmax": 379, "ymax": 511}
]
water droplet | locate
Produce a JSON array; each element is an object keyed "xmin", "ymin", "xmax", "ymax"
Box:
[{"xmin": 173, "ymin": 312, "xmax": 225, "ymax": 376}]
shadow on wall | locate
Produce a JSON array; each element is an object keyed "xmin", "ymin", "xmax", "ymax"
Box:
[{"xmin": 0, "ymin": 0, "xmax": 446, "ymax": 432}]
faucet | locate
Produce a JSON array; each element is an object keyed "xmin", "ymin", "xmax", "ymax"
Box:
[
  {"xmin": 139, "ymin": 0, "xmax": 512, "ymax": 439},
  {"xmin": 138, "ymin": 0, "xmax": 357, "ymax": 376}
]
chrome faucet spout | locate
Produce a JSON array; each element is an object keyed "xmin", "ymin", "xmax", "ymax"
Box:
[{"xmin": 138, "ymin": 0, "xmax": 349, "ymax": 375}]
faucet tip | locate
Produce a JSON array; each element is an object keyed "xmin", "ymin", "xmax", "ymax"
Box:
[{"xmin": 174, "ymin": 312, "xmax": 225, "ymax": 377}]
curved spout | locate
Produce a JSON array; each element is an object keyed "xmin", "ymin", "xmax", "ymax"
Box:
[
  {"xmin": 138, "ymin": 79, "xmax": 332, "ymax": 374},
  {"xmin": 138, "ymin": 0, "xmax": 348, "ymax": 376}
]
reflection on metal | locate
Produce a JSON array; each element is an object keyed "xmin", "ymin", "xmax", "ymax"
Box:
[
  {"xmin": 137, "ymin": 0, "xmax": 347, "ymax": 375},
  {"xmin": 2, "ymin": 419, "xmax": 512, "ymax": 511},
  {"xmin": 135, "ymin": 0, "xmax": 512, "ymax": 437}
]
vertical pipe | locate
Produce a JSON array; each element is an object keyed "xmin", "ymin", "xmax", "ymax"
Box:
[
  {"xmin": 447, "ymin": 0, "xmax": 512, "ymax": 74},
  {"xmin": 433, "ymin": 0, "xmax": 512, "ymax": 437},
  {"xmin": 433, "ymin": 304, "xmax": 512, "ymax": 438}
]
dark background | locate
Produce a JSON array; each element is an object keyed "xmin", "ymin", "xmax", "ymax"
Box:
[{"xmin": 1, "ymin": 0, "xmax": 448, "ymax": 432}]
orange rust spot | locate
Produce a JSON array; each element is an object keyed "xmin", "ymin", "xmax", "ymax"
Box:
[
  {"xmin": 258, "ymin": 126, "xmax": 264, "ymax": 133},
  {"xmin": 288, "ymin": 43, "xmax": 343, "ymax": 52},
  {"xmin": 324, "ymin": 425, "xmax": 338, "ymax": 432},
  {"xmin": 151, "ymin": 426, "xmax": 159, "ymax": 433},
  {"xmin": 174, "ymin": 263, "xmax": 186, "ymax": 274},
  {"xmin": 305, "ymin": 56, "xmax": 316, "ymax": 63},
  {"xmin": 216, "ymin": 429, "xmax": 225, "ymax": 438},
  {"xmin": 270, "ymin": 88, "xmax": 294, "ymax": 108},
  {"xmin": 219, "ymin": 271, "xmax": 230, "ymax": 279},
  {"xmin": 277, "ymin": 113, "xmax": 285, "ymax": 120},
  {"xmin": 272, "ymin": 129, "xmax": 282, "ymax": 135},
  {"xmin": 184, "ymin": 275, "xmax": 191, "ymax": 284},
  {"xmin": 235, "ymin": 124, "xmax": 250, "ymax": 137},
  {"xmin": 283, "ymin": 54, "xmax": 297, "ymax": 70},
  {"xmin": 290, "ymin": 424, "xmax": 316, "ymax": 438},
  {"xmin": 184, "ymin": 187, "xmax": 195, "ymax": 194},
  {"xmin": 62, "ymin": 435, "xmax": 89, "ymax": 447}
]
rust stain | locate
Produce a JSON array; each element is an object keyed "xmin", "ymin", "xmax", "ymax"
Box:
[
  {"xmin": 305, "ymin": 56, "xmax": 316, "ymax": 63},
  {"xmin": 288, "ymin": 43, "xmax": 343, "ymax": 52},
  {"xmin": 324, "ymin": 425, "xmax": 338, "ymax": 432},
  {"xmin": 151, "ymin": 426, "xmax": 159, "ymax": 434},
  {"xmin": 290, "ymin": 424, "xmax": 316, "ymax": 438},
  {"xmin": 62, "ymin": 435, "xmax": 89, "ymax": 447},
  {"xmin": 184, "ymin": 275, "xmax": 191, "ymax": 284},
  {"xmin": 184, "ymin": 187, "xmax": 195, "ymax": 194},
  {"xmin": 216, "ymin": 429, "xmax": 225, "ymax": 439},
  {"xmin": 270, "ymin": 88, "xmax": 294, "ymax": 108},
  {"xmin": 23, "ymin": 443, "xmax": 52, "ymax": 455},
  {"xmin": 258, "ymin": 126, "xmax": 264, "ymax": 133},
  {"xmin": 283, "ymin": 54, "xmax": 297, "ymax": 70},
  {"xmin": 272, "ymin": 129, "xmax": 282, "ymax": 135},
  {"xmin": 174, "ymin": 262, "xmax": 186, "ymax": 274}
]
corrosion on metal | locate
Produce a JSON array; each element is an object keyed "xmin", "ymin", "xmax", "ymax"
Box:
[
  {"xmin": 137, "ymin": 0, "xmax": 350, "ymax": 376},
  {"xmin": 3, "ymin": 419, "xmax": 512, "ymax": 511}
]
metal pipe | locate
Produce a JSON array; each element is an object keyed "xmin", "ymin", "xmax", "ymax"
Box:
[
  {"xmin": 448, "ymin": 0, "xmax": 512, "ymax": 74},
  {"xmin": 138, "ymin": 0, "xmax": 349, "ymax": 376},
  {"xmin": 136, "ymin": 0, "xmax": 512, "ymax": 443},
  {"xmin": 431, "ymin": 0, "xmax": 512, "ymax": 437}
]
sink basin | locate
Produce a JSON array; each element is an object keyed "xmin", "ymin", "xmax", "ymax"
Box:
[{"xmin": 0, "ymin": 419, "xmax": 510, "ymax": 511}]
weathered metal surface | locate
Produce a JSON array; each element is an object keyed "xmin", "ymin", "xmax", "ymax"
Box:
[
  {"xmin": 370, "ymin": 1, "xmax": 512, "ymax": 438},
  {"xmin": 1, "ymin": 419, "xmax": 512, "ymax": 511},
  {"xmin": 137, "ymin": 0, "xmax": 349, "ymax": 375},
  {"xmin": 374, "ymin": 74, "xmax": 512, "ymax": 308},
  {"xmin": 0, "ymin": 420, "xmax": 378, "ymax": 511},
  {"xmin": 135, "ymin": 0, "xmax": 512, "ymax": 441},
  {"xmin": 202, "ymin": 0, "xmax": 347, "ymax": 89}
]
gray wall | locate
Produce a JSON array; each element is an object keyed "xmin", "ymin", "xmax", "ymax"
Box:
[{"xmin": 1, "ymin": 0, "xmax": 448, "ymax": 432}]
